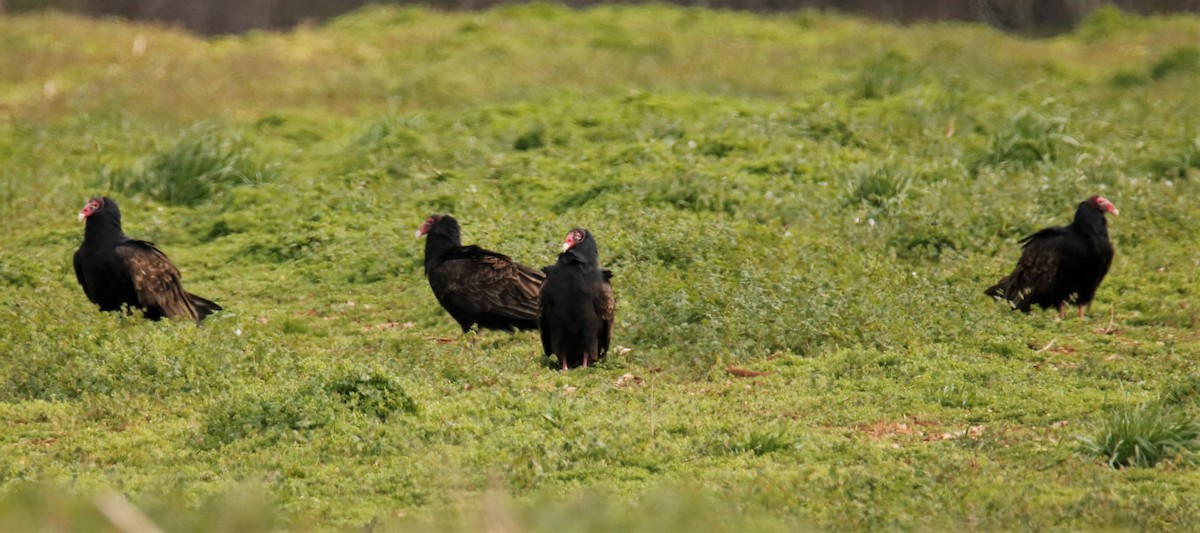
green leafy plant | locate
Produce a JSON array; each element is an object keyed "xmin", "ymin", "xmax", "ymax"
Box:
[
  {"xmin": 326, "ymin": 369, "xmax": 418, "ymax": 420},
  {"xmin": 199, "ymin": 385, "xmax": 336, "ymax": 448}
]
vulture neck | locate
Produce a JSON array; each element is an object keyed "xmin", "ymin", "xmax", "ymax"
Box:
[
  {"xmin": 1071, "ymin": 204, "xmax": 1109, "ymax": 242},
  {"xmin": 423, "ymin": 223, "xmax": 462, "ymax": 274},
  {"xmin": 560, "ymin": 242, "xmax": 599, "ymax": 268},
  {"xmin": 83, "ymin": 210, "xmax": 126, "ymax": 244}
]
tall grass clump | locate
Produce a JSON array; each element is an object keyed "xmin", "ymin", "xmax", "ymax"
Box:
[
  {"xmin": 842, "ymin": 164, "xmax": 911, "ymax": 209},
  {"xmin": 1077, "ymin": 400, "xmax": 1200, "ymax": 468},
  {"xmin": 850, "ymin": 50, "xmax": 921, "ymax": 100},
  {"xmin": 974, "ymin": 108, "xmax": 1076, "ymax": 171},
  {"xmin": 108, "ymin": 125, "xmax": 271, "ymax": 206},
  {"xmin": 729, "ymin": 427, "xmax": 800, "ymax": 456}
]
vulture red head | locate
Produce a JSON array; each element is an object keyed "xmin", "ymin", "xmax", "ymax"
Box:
[
  {"xmin": 78, "ymin": 197, "xmax": 107, "ymax": 222},
  {"xmin": 1089, "ymin": 195, "xmax": 1119, "ymax": 216},
  {"xmin": 562, "ymin": 228, "xmax": 588, "ymax": 252},
  {"xmin": 416, "ymin": 214, "xmax": 445, "ymax": 238}
]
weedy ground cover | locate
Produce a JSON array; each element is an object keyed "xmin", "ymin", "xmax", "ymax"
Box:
[{"xmin": 2, "ymin": 4, "xmax": 1200, "ymax": 530}]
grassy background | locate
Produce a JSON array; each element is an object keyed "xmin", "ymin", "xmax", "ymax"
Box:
[{"xmin": 2, "ymin": 3, "xmax": 1200, "ymax": 530}]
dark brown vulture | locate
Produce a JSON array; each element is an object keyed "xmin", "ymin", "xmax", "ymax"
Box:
[
  {"xmin": 74, "ymin": 196, "xmax": 221, "ymax": 324},
  {"xmin": 416, "ymin": 214, "xmax": 545, "ymax": 333},
  {"xmin": 985, "ymin": 195, "xmax": 1118, "ymax": 319},
  {"xmin": 538, "ymin": 228, "xmax": 616, "ymax": 370}
]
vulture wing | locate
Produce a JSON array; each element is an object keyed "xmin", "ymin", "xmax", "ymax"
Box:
[
  {"xmin": 537, "ymin": 282, "xmax": 555, "ymax": 358},
  {"xmin": 1098, "ymin": 245, "xmax": 1114, "ymax": 284},
  {"xmin": 595, "ymin": 272, "xmax": 616, "ymax": 360},
  {"xmin": 73, "ymin": 249, "xmax": 92, "ymax": 302},
  {"xmin": 432, "ymin": 246, "xmax": 545, "ymax": 326},
  {"xmin": 114, "ymin": 240, "xmax": 202, "ymax": 323},
  {"xmin": 1002, "ymin": 229, "xmax": 1069, "ymax": 309}
]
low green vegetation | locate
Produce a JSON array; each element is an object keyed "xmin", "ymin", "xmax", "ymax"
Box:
[{"xmin": 2, "ymin": 3, "xmax": 1200, "ymax": 531}]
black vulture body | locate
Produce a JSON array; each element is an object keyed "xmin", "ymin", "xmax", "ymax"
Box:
[
  {"xmin": 986, "ymin": 196, "xmax": 1116, "ymax": 317},
  {"xmin": 538, "ymin": 228, "xmax": 616, "ymax": 370},
  {"xmin": 74, "ymin": 197, "xmax": 221, "ymax": 324},
  {"xmin": 418, "ymin": 215, "xmax": 544, "ymax": 333}
]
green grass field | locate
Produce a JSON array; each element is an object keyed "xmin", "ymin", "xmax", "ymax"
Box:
[{"xmin": 3, "ymin": 4, "xmax": 1200, "ymax": 530}]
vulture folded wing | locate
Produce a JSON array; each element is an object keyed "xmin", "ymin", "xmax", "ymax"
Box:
[
  {"xmin": 1099, "ymin": 248, "xmax": 1114, "ymax": 283},
  {"xmin": 503, "ymin": 257, "xmax": 547, "ymax": 302},
  {"xmin": 595, "ymin": 277, "xmax": 616, "ymax": 358},
  {"xmin": 73, "ymin": 250, "xmax": 91, "ymax": 301},
  {"xmin": 438, "ymin": 248, "xmax": 544, "ymax": 322},
  {"xmin": 1009, "ymin": 234, "xmax": 1066, "ymax": 306},
  {"xmin": 115, "ymin": 241, "xmax": 200, "ymax": 323},
  {"xmin": 537, "ymin": 284, "xmax": 555, "ymax": 357}
]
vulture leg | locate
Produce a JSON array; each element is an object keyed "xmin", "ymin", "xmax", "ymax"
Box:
[
  {"xmin": 560, "ymin": 356, "xmax": 568, "ymax": 371},
  {"xmin": 466, "ymin": 328, "xmax": 482, "ymax": 361},
  {"xmin": 455, "ymin": 329, "xmax": 477, "ymax": 359},
  {"xmin": 1078, "ymin": 305, "xmax": 1086, "ymax": 319},
  {"xmin": 1057, "ymin": 303, "xmax": 1066, "ymax": 320}
]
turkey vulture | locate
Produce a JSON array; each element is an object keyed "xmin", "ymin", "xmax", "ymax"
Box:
[
  {"xmin": 74, "ymin": 196, "xmax": 221, "ymax": 324},
  {"xmin": 538, "ymin": 228, "xmax": 616, "ymax": 369},
  {"xmin": 985, "ymin": 195, "xmax": 1118, "ymax": 319},
  {"xmin": 416, "ymin": 214, "xmax": 545, "ymax": 332}
]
